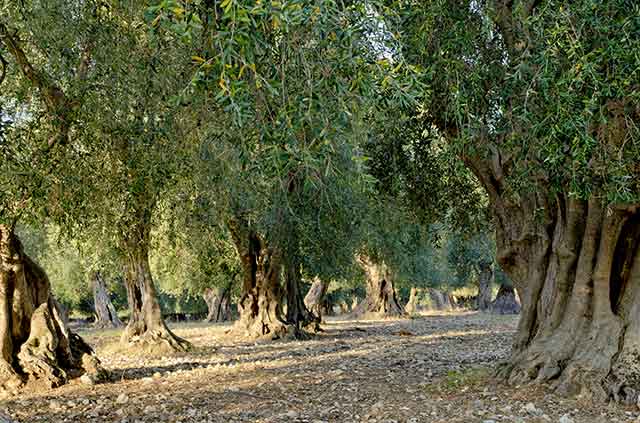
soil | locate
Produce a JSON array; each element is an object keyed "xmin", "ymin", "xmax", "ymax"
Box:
[{"xmin": 1, "ymin": 311, "xmax": 639, "ymax": 422}]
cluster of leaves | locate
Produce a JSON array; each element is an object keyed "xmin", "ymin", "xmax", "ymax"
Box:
[{"xmin": 393, "ymin": 0, "xmax": 640, "ymax": 204}]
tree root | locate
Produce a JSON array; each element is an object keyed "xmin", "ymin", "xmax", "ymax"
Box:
[{"xmin": 121, "ymin": 323, "xmax": 191, "ymax": 355}]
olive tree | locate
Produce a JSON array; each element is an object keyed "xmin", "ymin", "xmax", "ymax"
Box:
[
  {"xmin": 153, "ymin": 0, "xmax": 420, "ymax": 338},
  {"xmin": 396, "ymin": 0, "xmax": 640, "ymax": 401}
]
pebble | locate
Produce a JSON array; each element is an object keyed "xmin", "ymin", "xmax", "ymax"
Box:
[
  {"xmin": 525, "ymin": 402, "xmax": 541, "ymax": 415},
  {"xmin": 559, "ymin": 414, "xmax": 574, "ymax": 423},
  {"xmin": 116, "ymin": 393, "xmax": 129, "ymax": 404},
  {"xmin": 80, "ymin": 374, "xmax": 94, "ymax": 385}
]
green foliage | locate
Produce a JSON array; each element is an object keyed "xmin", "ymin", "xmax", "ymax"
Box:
[
  {"xmin": 17, "ymin": 225, "xmax": 90, "ymax": 314},
  {"xmin": 393, "ymin": 0, "xmax": 640, "ymax": 204}
]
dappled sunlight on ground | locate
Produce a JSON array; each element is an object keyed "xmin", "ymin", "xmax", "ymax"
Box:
[{"xmin": 1, "ymin": 311, "xmax": 638, "ymax": 422}]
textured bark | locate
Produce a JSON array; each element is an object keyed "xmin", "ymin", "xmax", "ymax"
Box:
[
  {"xmin": 469, "ymin": 153, "xmax": 640, "ymax": 402},
  {"xmin": 228, "ymin": 218, "xmax": 302, "ymax": 339},
  {"xmin": 92, "ymin": 271, "xmax": 123, "ymax": 329},
  {"xmin": 203, "ymin": 287, "xmax": 231, "ymax": 323},
  {"xmin": 0, "ymin": 226, "xmax": 105, "ymax": 392},
  {"xmin": 490, "ymin": 283, "xmax": 520, "ymax": 315},
  {"xmin": 304, "ymin": 277, "xmax": 329, "ymax": 322},
  {"xmin": 351, "ymin": 256, "xmax": 406, "ymax": 318},
  {"xmin": 405, "ymin": 287, "xmax": 419, "ymax": 314},
  {"xmin": 425, "ymin": 288, "xmax": 453, "ymax": 311},
  {"xmin": 120, "ymin": 224, "xmax": 190, "ymax": 354},
  {"xmin": 284, "ymin": 255, "xmax": 320, "ymax": 333},
  {"xmin": 476, "ymin": 262, "xmax": 493, "ymax": 311}
]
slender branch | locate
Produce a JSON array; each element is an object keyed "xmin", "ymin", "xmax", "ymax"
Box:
[{"xmin": 0, "ymin": 21, "xmax": 72, "ymax": 148}]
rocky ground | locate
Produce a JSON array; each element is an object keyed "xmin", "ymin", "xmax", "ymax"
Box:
[{"xmin": 1, "ymin": 311, "xmax": 639, "ymax": 422}]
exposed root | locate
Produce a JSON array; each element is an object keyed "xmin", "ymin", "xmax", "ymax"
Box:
[{"xmin": 121, "ymin": 323, "xmax": 191, "ymax": 355}]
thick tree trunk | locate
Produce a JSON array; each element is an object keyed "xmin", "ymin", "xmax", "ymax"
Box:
[
  {"xmin": 304, "ymin": 277, "xmax": 329, "ymax": 322},
  {"xmin": 425, "ymin": 288, "xmax": 453, "ymax": 311},
  {"xmin": 405, "ymin": 287, "xmax": 419, "ymax": 314},
  {"xmin": 228, "ymin": 218, "xmax": 303, "ymax": 339},
  {"xmin": 0, "ymin": 226, "xmax": 105, "ymax": 392},
  {"xmin": 476, "ymin": 262, "xmax": 493, "ymax": 311},
  {"xmin": 203, "ymin": 287, "xmax": 231, "ymax": 322},
  {"xmin": 352, "ymin": 256, "xmax": 405, "ymax": 318},
  {"xmin": 490, "ymin": 283, "xmax": 521, "ymax": 315},
  {"xmin": 284, "ymin": 255, "xmax": 320, "ymax": 333},
  {"xmin": 120, "ymin": 228, "xmax": 190, "ymax": 353},
  {"xmin": 92, "ymin": 271, "xmax": 123, "ymax": 329},
  {"xmin": 470, "ymin": 154, "xmax": 640, "ymax": 402}
]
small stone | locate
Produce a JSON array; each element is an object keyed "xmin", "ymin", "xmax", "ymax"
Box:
[
  {"xmin": 80, "ymin": 374, "xmax": 94, "ymax": 385},
  {"xmin": 524, "ymin": 402, "xmax": 540, "ymax": 415},
  {"xmin": 49, "ymin": 401, "xmax": 61, "ymax": 410},
  {"xmin": 559, "ymin": 414, "xmax": 574, "ymax": 423},
  {"xmin": 153, "ymin": 372, "xmax": 161, "ymax": 379},
  {"xmin": 285, "ymin": 411, "xmax": 298, "ymax": 418},
  {"xmin": 482, "ymin": 420, "xmax": 496, "ymax": 423},
  {"xmin": 116, "ymin": 393, "xmax": 128, "ymax": 404}
]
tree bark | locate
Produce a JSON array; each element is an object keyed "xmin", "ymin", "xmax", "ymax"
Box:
[
  {"xmin": 227, "ymin": 218, "xmax": 304, "ymax": 339},
  {"xmin": 284, "ymin": 254, "xmax": 320, "ymax": 334},
  {"xmin": 203, "ymin": 287, "xmax": 231, "ymax": 322},
  {"xmin": 490, "ymin": 283, "xmax": 520, "ymax": 315},
  {"xmin": 351, "ymin": 256, "xmax": 406, "ymax": 318},
  {"xmin": 91, "ymin": 271, "xmax": 123, "ymax": 329},
  {"xmin": 120, "ymin": 224, "xmax": 190, "ymax": 353},
  {"xmin": 0, "ymin": 226, "xmax": 105, "ymax": 392},
  {"xmin": 304, "ymin": 277, "xmax": 329, "ymax": 322},
  {"xmin": 405, "ymin": 287, "xmax": 419, "ymax": 314},
  {"xmin": 469, "ymin": 154, "xmax": 640, "ymax": 402},
  {"xmin": 425, "ymin": 288, "xmax": 453, "ymax": 311},
  {"xmin": 476, "ymin": 262, "xmax": 493, "ymax": 311}
]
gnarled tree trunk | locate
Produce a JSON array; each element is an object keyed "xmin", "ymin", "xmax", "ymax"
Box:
[
  {"xmin": 203, "ymin": 287, "xmax": 231, "ymax": 322},
  {"xmin": 304, "ymin": 277, "xmax": 329, "ymax": 322},
  {"xmin": 405, "ymin": 286, "xmax": 419, "ymax": 314},
  {"xmin": 490, "ymin": 283, "xmax": 520, "ymax": 315},
  {"xmin": 92, "ymin": 271, "xmax": 123, "ymax": 329},
  {"xmin": 228, "ymin": 218, "xmax": 302, "ymax": 339},
  {"xmin": 120, "ymin": 225, "xmax": 190, "ymax": 354},
  {"xmin": 476, "ymin": 262, "xmax": 493, "ymax": 311},
  {"xmin": 471, "ymin": 156, "xmax": 640, "ymax": 402},
  {"xmin": 284, "ymin": 255, "xmax": 319, "ymax": 334},
  {"xmin": 425, "ymin": 288, "xmax": 454, "ymax": 311},
  {"xmin": 352, "ymin": 256, "xmax": 405, "ymax": 318},
  {"xmin": 0, "ymin": 226, "xmax": 105, "ymax": 392}
]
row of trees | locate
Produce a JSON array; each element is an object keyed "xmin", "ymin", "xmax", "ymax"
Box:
[{"xmin": 1, "ymin": 0, "xmax": 638, "ymax": 405}]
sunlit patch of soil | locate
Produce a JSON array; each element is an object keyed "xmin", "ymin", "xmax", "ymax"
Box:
[{"xmin": 0, "ymin": 312, "xmax": 637, "ymax": 422}]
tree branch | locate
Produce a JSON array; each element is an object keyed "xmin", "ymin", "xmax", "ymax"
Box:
[{"xmin": 0, "ymin": 21, "xmax": 72, "ymax": 148}]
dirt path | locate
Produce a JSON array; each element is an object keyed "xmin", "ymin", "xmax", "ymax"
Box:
[{"xmin": 1, "ymin": 312, "xmax": 638, "ymax": 422}]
